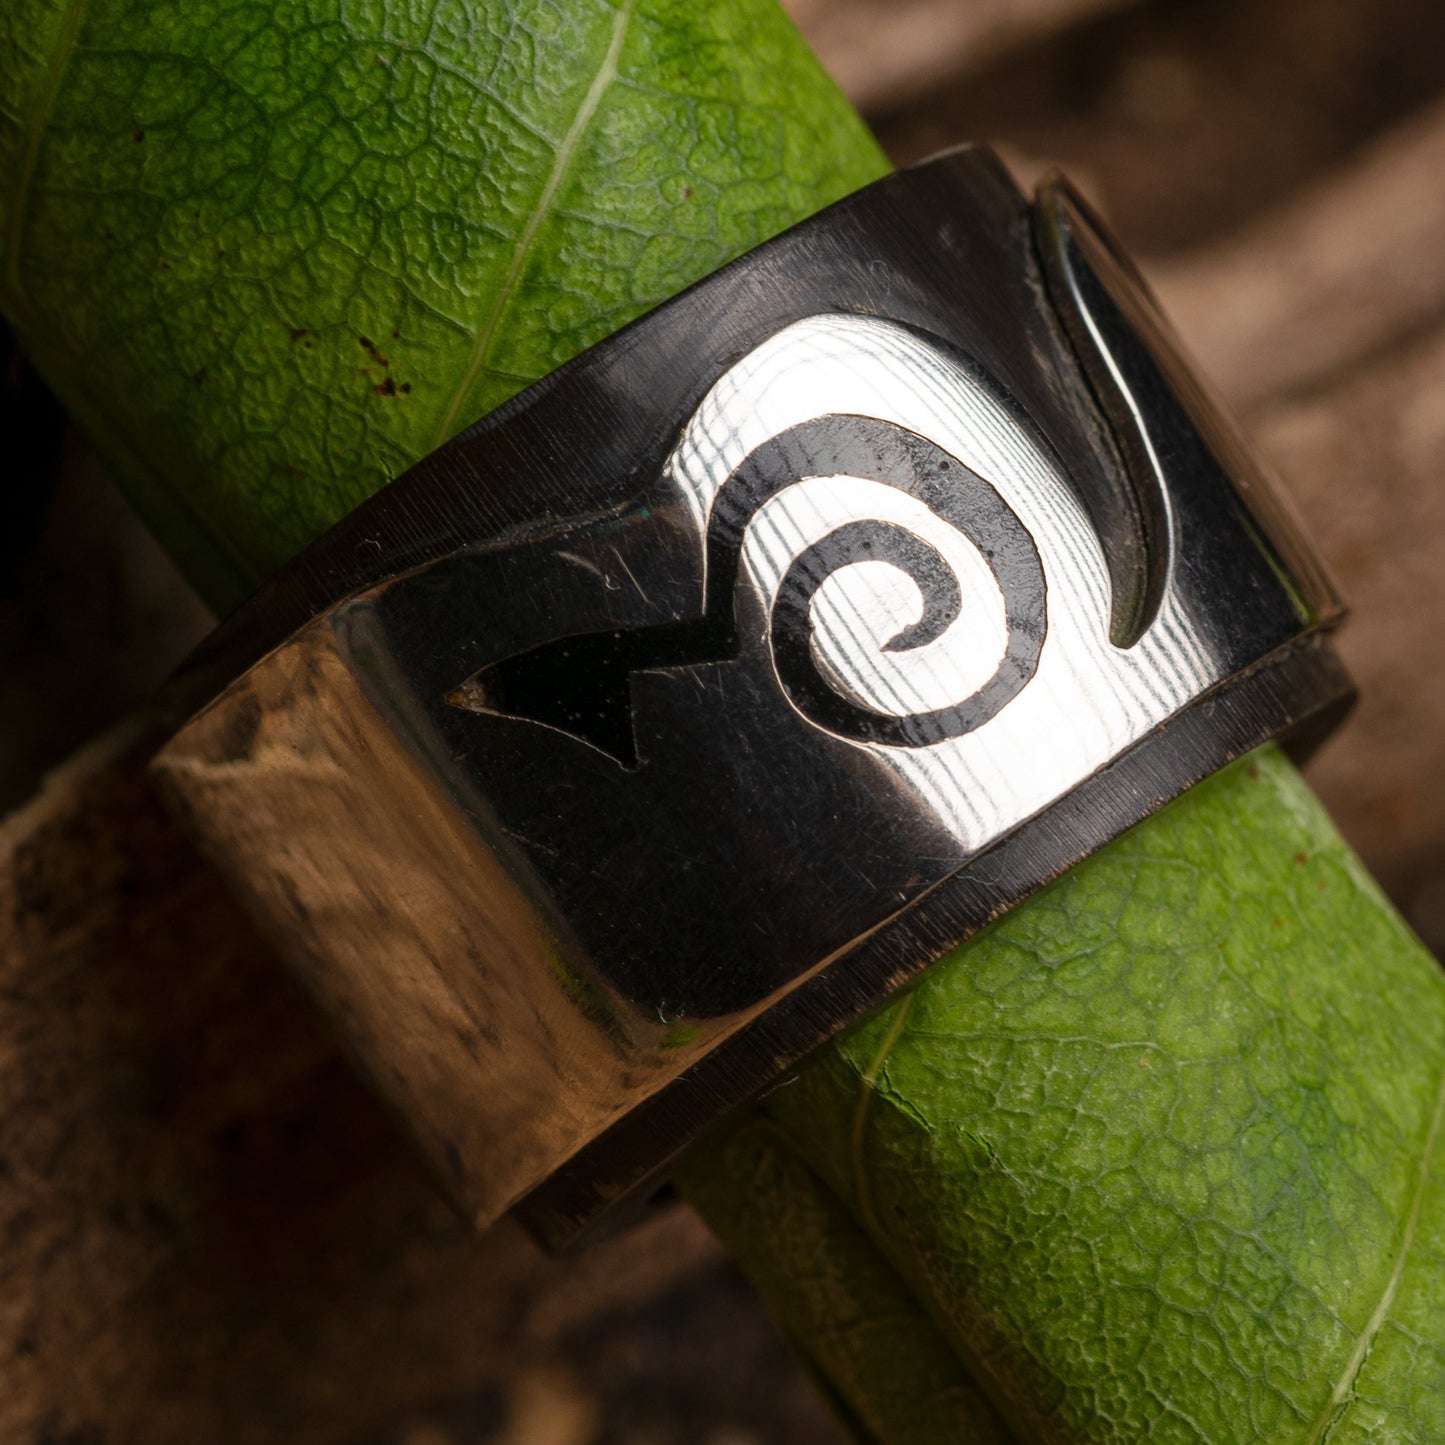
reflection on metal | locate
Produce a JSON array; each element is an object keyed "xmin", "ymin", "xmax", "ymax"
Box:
[{"xmin": 152, "ymin": 148, "xmax": 1351, "ymax": 1247}]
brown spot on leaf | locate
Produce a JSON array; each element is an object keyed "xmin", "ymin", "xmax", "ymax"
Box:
[{"xmin": 358, "ymin": 336, "xmax": 390, "ymax": 367}]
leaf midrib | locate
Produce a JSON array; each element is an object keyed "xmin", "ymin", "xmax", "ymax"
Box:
[
  {"xmin": 1303, "ymin": 1058, "xmax": 1445, "ymax": 1442},
  {"xmin": 428, "ymin": 0, "xmax": 637, "ymax": 448}
]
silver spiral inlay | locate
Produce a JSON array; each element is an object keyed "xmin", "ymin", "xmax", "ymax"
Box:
[{"xmin": 665, "ymin": 312, "xmax": 1217, "ymax": 850}]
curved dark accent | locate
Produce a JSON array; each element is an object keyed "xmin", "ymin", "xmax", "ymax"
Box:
[
  {"xmin": 456, "ymin": 414, "xmax": 1046, "ymax": 759},
  {"xmin": 1034, "ymin": 173, "xmax": 1341, "ymax": 640},
  {"xmin": 1034, "ymin": 174, "xmax": 1172, "ymax": 648}
]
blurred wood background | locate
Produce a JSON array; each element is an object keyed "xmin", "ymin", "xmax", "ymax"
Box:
[{"xmin": 4, "ymin": 0, "xmax": 1445, "ymax": 1440}]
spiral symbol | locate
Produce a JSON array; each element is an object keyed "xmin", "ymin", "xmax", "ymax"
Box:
[
  {"xmin": 708, "ymin": 415, "xmax": 1047, "ymax": 747},
  {"xmin": 457, "ymin": 414, "xmax": 1047, "ymax": 764}
]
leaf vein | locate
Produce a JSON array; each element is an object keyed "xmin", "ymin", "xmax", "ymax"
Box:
[
  {"xmin": 427, "ymin": 0, "xmax": 636, "ymax": 447},
  {"xmin": 1303, "ymin": 1057, "xmax": 1445, "ymax": 1442}
]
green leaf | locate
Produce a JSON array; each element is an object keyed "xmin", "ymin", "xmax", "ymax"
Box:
[
  {"xmin": 0, "ymin": 0, "xmax": 886, "ymax": 610},
  {"xmin": 684, "ymin": 750, "xmax": 1445, "ymax": 1441},
  {"xmin": 690, "ymin": 1111, "xmax": 1018, "ymax": 1445},
  {"xmin": 5, "ymin": 5, "xmax": 1444, "ymax": 1442}
]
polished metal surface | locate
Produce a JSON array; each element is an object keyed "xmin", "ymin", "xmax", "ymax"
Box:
[{"xmin": 151, "ymin": 148, "xmax": 1351, "ymax": 1245}]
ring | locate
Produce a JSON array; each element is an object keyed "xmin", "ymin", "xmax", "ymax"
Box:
[{"xmin": 152, "ymin": 145, "xmax": 1352, "ymax": 1246}]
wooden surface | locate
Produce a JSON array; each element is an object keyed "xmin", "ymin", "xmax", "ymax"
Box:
[
  {"xmin": 0, "ymin": 725, "xmax": 835, "ymax": 1445},
  {"xmin": 4, "ymin": 0, "xmax": 1445, "ymax": 1440}
]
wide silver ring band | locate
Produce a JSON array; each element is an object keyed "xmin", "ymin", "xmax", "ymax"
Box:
[{"xmin": 152, "ymin": 146, "xmax": 1351, "ymax": 1246}]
